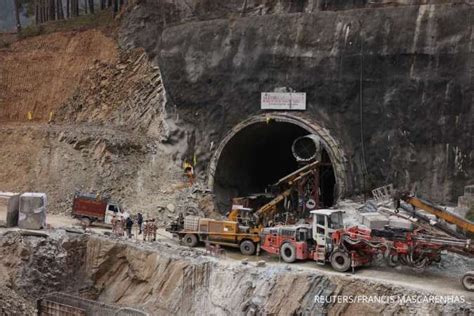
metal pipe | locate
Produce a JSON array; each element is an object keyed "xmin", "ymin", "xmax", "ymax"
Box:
[{"xmin": 292, "ymin": 134, "xmax": 323, "ymax": 162}]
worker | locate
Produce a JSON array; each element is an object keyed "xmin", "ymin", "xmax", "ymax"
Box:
[
  {"xmin": 116, "ymin": 217, "xmax": 124, "ymax": 237},
  {"xmin": 111, "ymin": 215, "xmax": 118, "ymax": 236},
  {"xmin": 149, "ymin": 219, "xmax": 157, "ymax": 241},
  {"xmin": 137, "ymin": 212, "xmax": 143, "ymax": 235},
  {"xmin": 183, "ymin": 160, "xmax": 194, "ymax": 186},
  {"xmin": 126, "ymin": 216, "xmax": 134, "ymax": 238},
  {"xmin": 143, "ymin": 219, "xmax": 149, "ymax": 241}
]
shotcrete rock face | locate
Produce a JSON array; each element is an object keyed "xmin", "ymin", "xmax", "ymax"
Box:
[{"xmin": 213, "ymin": 121, "xmax": 335, "ymax": 212}]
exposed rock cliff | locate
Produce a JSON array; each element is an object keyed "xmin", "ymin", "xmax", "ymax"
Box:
[
  {"xmin": 1, "ymin": 231, "xmax": 472, "ymax": 315},
  {"xmin": 121, "ymin": 0, "xmax": 473, "ymax": 203}
]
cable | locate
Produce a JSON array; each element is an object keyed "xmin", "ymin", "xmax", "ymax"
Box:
[{"xmin": 359, "ymin": 19, "xmax": 369, "ymax": 200}]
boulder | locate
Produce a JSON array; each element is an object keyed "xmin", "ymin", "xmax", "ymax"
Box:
[
  {"xmin": 18, "ymin": 193, "xmax": 47, "ymax": 230},
  {"xmin": 0, "ymin": 192, "xmax": 20, "ymax": 227}
]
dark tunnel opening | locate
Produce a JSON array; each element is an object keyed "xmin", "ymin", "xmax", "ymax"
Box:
[{"xmin": 213, "ymin": 121, "xmax": 336, "ymax": 212}]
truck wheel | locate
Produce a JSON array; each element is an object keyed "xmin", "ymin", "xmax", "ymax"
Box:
[
  {"xmin": 280, "ymin": 243, "xmax": 296, "ymax": 263},
  {"xmin": 81, "ymin": 217, "xmax": 91, "ymax": 227},
  {"xmin": 386, "ymin": 254, "xmax": 399, "ymax": 267},
  {"xmin": 183, "ymin": 234, "xmax": 198, "ymax": 247},
  {"xmin": 330, "ymin": 251, "xmax": 351, "ymax": 272},
  {"xmin": 462, "ymin": 271, "xmax": 474, "ymax": 291},
  {"xmin": 240, "ymin": 240, "xmax": 256, "ymax": 255}
]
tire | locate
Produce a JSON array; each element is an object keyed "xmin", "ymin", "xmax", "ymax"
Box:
[
  {"xmin": 183, "ymin": 234, "xmax": 198, "ymax": 247},
  {"xmin": 81, "ymin": 217, "xmax": 91, "ymax": 227},
  {"xmin": 240, "ymin": 240, "xmax": 256, "ymax": 255},
  {"xmin": 280, "ymin": 243, "xmax": 297, "ymax": 263},
  {"xmin": 462, "ymin": 271, "xmax": 474, "ymax": 291},
  {"xmin": 330, "ymin": 250, "xmax": 351, "ymax": 272},
  {"xmin": 386, "ymin": 254, "xmax": 399, "ymax": 267}
]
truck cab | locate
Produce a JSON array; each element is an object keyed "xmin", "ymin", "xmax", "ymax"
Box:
[
  {"xmin": 260, "ymin": 209, "xmax": 345, "ymax": 264},
  {"xmin": 260, "ymin": 224, "xmax": 313, "ymax": 262},
  {"xmin": 104, "ymin": 202, "xmax": 122, "ymax": 224},
  {"xmin": 310, "ymin": 209, "xmax": 344, "ymax": 252}
]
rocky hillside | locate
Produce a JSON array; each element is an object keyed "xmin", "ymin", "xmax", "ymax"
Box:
[
  {"xmin": 0, "ymin": 0, "xmax": 471, "ymax": 216},
  {"xmin": 121, "ymin": 0, "xmax": 473, "ymax": 203},
  {"xmin": 0, "ymin": 231, "xmax": 472, "ymax": 315},
  {"xmin": 0, "ymin": 27, "xmax": 201, "ymax": 218}
]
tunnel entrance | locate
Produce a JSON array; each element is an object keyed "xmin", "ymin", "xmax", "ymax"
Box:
[{"xmin": 211, "ymin": 118, "xmax": 337, "ymax": 213}]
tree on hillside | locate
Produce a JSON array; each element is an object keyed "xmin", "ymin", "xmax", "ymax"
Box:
[
  {"xmin": 13, "ymin": 0, "xmax": 22, "ymax": 31},
  {"xmin": 56, "ymin": 0, "xmax": 64, "ymax": 19}
]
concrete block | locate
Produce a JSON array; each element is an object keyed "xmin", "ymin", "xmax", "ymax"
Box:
[
  {"xmin": 18, "ymin": 193, "xmax": 47, "ymax": 230},
  {"xmin": 388, "ymin": 216, "xmax": 414, "ymax": 230},
  {"xmin": 0, "ymin": 192, "xmax": 20, "ymax": 227},
  {"xmin": 357, "ymin": 212, "xmax": 372, "ymax": 223},
  {"xmin": 360, "ymin": 213, "xmax": 389, "ymax": 229}
]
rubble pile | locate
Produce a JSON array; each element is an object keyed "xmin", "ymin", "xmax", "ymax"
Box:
[{"xmin": 0, "ymin": 285, "xmax": 35, "ymax": 315}]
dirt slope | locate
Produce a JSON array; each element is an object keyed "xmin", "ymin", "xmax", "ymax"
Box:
[
  {"xmin": 0, "ymin": 29, "xmax": 118, "ymax": 121},
  {"xmin": 0, "ymin": 28, "xmax": 200, "ymax": 218}
]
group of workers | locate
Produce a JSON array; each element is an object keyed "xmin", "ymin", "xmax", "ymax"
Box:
[
  {"xmin": 105, "ymin": 158, "xmax": 194, "ymax": 240},
  {"xmin": 111, "ymin": 212, "xmax": 157, "ymax": 241}
]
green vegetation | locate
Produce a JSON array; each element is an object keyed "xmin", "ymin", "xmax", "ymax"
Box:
[{"xmin": 18, "ymin": 25, "xmax": 44, "ymax": 39}]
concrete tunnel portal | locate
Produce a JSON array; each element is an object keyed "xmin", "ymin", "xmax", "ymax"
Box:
[{"xmin": 208, "ymin": 114, "xmax": 347, "ymax": 213}]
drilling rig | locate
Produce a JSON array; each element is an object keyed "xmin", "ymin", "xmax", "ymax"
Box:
[
  {"xmin": 166, "ymin": 161, "xmax": 321, "ymax": 255},
  {"xmin": 260, "ymin": 185, "xmax": 474, "ymax": 291}
]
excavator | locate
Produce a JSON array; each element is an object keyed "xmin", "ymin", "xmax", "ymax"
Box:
[{"xmin": 166, "ymin": 160, "xmax": 321, "ymax": 255}]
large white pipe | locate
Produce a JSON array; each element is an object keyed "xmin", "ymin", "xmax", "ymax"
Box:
[{"xmin": 292, "ymin": 134, "xmax": 322, "ymax": 162}]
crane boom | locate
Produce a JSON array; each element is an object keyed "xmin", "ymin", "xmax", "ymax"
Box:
[
  {"xmin": 400, "ymin": 193, "xmax": 474, "ymax": 234},
  {"xmin": 252, "ymin": 161, "xmax": 320, "ymax": 225}
]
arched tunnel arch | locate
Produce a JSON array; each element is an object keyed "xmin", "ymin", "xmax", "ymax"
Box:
[{"xmin": 208, "ymin": 113, "xmax": 348, "ymax": 213}]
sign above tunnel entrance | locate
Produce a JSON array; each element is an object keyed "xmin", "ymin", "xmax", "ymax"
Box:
[{"xmin": 261, "ymin": 92, "xmax": 306, "ymax": 110}]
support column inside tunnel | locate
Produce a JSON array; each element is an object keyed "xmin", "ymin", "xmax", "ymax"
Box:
[{"xmin": 208, "ymin": 114, "xmax": 347, "ymax": 213}]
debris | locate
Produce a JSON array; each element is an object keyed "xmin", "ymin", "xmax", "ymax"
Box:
[
  {"xmin": 256, "ymin": 260, "xmax": 266, "ymax": 267},
  {"xmin": 241, "ymin": 259, "xmax": 249, "ymax": 265}
]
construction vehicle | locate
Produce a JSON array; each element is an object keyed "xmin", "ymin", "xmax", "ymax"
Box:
[
  {"xmin": 393, "ymin": 191, "xmax": 474, "ymax": 291},
  {"xmin": 72, "ymin": 192, "xmax": 123, "ymax": 226},
  {"xmin": 260, "ymin": 186, "xmax": 474, "ymax": 291},
  {"xmin": 166, "ymin": 161, "xmax": 321, "ymax": 255}
]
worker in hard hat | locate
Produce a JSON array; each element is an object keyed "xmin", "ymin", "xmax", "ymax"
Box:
[{"xmin": 183, "ymin": 160, "xmax": 194, "ymax": 185}]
